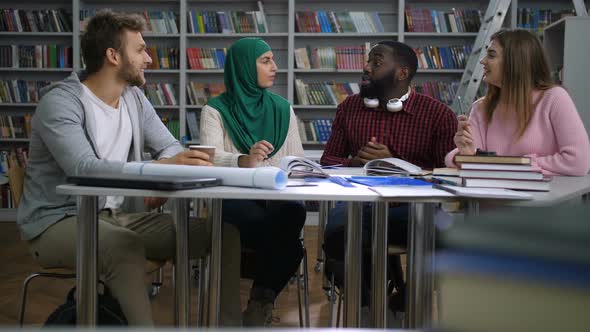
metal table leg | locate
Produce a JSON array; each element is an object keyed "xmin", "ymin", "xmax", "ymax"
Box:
[
  {"xmin": 77, "ymin": 196, "xmax": 98, "ymax": 327},
  {"xmin": 207, "ymin": 198, "xmax": 223, "ymax": 327},
  {"xmin": 405, "ymin": 202, "xmax": 435, "ymax": 328},
  {"xmin": 371, "ymin": 201, "xmax": 388, "ymax": 328},
  {"xmin": 315, "ymin": 201, "xmax": 330, "ymax": 272},
  {"xmin": 344, "ymin": 201, "xmax": 362, "ymax": 327},
  {"xmin": 173, "ymin": 198, "xmax": 190, "ymax": 327}
]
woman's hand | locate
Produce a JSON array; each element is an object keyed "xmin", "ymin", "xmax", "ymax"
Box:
[
  {"xmin": 454, "ymin": 115, "xmax": 476, "ymax": 155},
  {"xmin": 238, "ymin": 140, "xmax": 274, "ymax": 168}
]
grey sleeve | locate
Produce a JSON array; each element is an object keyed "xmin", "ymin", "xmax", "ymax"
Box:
[
  {"xmin": 138, "ymin": 90, "xmax": 184, "ymax": 159},
  {"xmin": 34, "ymin": 92, "xmax": 125, "ymax": 176}
]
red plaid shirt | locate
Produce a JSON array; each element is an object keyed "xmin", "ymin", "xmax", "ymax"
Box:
[{"xmin": 320, "ymin": 91, "xmax": 457, "ymax": 169}]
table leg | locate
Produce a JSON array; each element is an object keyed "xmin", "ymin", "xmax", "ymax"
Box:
[
  {"xmin": 344, "ymin": 201, "xmax": 362, "ymax": 327},
  {"xmin": 315, "ymin": 201, "xmax": 330, "ymax": 273},
  {"xmin": 466, "ymin": 200, "xmax": 480, "ymax": 217},
  {"xmin": 173, "ymin": 198, "xmax": 190, "ymax": 327},
  {"xmin": 76, "ymin": 195, "xmax": 98, "ymax": 327},
  {"xmin": 371, "ymin": 201, "xmax": 389, "ymax": 328},
  {"xmin": 405, "ymin": 202, "xmax": 435, "ymax": 328},
  {"xmin": 207, "ymin": 198, "xmax": 223, "ymax": 327}
]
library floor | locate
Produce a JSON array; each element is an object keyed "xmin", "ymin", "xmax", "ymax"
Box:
[{"xmin": 0, "ymin": 222, "xmax": 410, "ymax": 327}]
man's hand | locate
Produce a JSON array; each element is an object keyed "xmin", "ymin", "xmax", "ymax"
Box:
[
  {"xmin": 144, "ymin": 197, "xmax": 167, "ymax": 210},
  {"xmin": 454, "ymin": 115, "xmax": 476, "ymax": 155},
  {"xmin": 238, "ymin": 140, "xmax": 274, "ymax": 168},
  {"xmin": 354, "ymin": 137, "xmax": 393, "ymax": 165},
  {"xmin": 155, "ymin": 150, "xmax": 213, "ymax": 166}
]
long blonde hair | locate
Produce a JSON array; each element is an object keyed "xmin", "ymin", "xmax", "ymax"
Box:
[{"xmin": 483, "ymin": 29, "xmax": 554, "ymax": 137}]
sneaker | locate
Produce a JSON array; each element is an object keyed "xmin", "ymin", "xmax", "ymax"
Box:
[{"xmin": 243, "ymin": 299, "xmax": 274, "ymax": 327}]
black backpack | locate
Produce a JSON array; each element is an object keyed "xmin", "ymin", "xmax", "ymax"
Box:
[{"xmin": 44, "ymin": 283, "xmax": 128, "ymax": 326}]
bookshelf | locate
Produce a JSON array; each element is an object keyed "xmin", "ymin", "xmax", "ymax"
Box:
[
  {"xmin": 543, "ymin": 16, "xmax": 590, "ymax": 135},
  {"xmin": 0, "ymin": 0, "xmax": 583, "ymax": 218}
]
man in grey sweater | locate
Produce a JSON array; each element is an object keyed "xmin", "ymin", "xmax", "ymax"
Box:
[{"xmin": 17, "ymin": 10, "xmax": 241, "ymax": 325}]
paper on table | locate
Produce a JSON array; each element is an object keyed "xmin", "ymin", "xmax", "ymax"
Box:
[
  {"xmin": 433, "ymin": 184, "xmax": 533, "ymax": 199},
  {"xmin": 369, "ymin": 186, "xmax": 455, "ymax": 197},
  {"xmin": 123, "ymin": 163, "xmax": 288, "ymax": 190}
]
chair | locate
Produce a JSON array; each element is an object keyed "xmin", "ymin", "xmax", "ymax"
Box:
[
  {"xmin": 191, "ymin": 198, "xmax": 311, "ymax": 327},
  {"xmin": 325, "ymin": 245, "xmax": 406, "ymax": 327},
  {"xmin": 194, "ymin": 244, "xmax": 311, "ymax": 327},
  {"xmin": 12, "ymin": 165, "xmax": 166, "ymax": 326}
]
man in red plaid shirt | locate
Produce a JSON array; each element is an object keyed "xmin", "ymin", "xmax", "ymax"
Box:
[{"xmin": 320, "ymin": 40, "xmax": 457, "ymax": 325}]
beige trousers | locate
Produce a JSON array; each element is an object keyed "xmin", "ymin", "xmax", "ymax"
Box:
[{"xmin": 28, "ymin": 209, "xmax": 242, "ymax": 326}]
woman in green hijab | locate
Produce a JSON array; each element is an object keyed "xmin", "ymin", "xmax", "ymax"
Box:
[{"xmin": 200, "ymin": 38, "xmax": 306, "ymax": 327}]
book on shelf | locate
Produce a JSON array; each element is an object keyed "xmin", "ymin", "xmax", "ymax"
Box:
[
  {"xmin": 294, "ymin": 43, "xmax": 370, "ymax": 70},
  {"xmin": 0, "ymin": 115, "xmax": 32, "ymax": 139},
  {"xmin": 2, "ymin": 44, "xmax": 72, "ymax": 69},
  {"xmin": 414, "ymin": 44, "xmax": 472, "ymax": 70},
  {"xmin": 160, "ymin": 117, "xmax": 179, "ymax": 140},
  {"xmin": 80, "ymin": 10, "xmax": 178, "ymax": 34},
  {"xmin": 297, "ymin": 118, "xmax": 332, "ymax": 144},
  {"xmin": 1, "ymin": 8, "xmax": 72, "ymax": 33},
  {"xmin": 186, "ymin": 82, "xmax": 225, "ymax": 106},
  {"xmin": 146, "ymin": 47, "xmax": 179, "ymax": 70},
  {"xmin": 186, "ymin": 48, "xmax": 227, "ymax": 70},
  {"xmin": 462, "ymin": 177, "xmax": 551, "ymax": 192},
  {"xmin": 413, "ymin": 80, "xmax": 459, "ymax": 105},
  {"xmin": 517, "ymin": 8, "xmax": 576, "ymax": 34},
  {"xmin": 404, "ymin": 8, "xmax": 482, "ymax": 33},
  {"xmin": 279, "ymin": 155, "xmax": 329, "ymax": 178},
  {"xmin": 363, "ymin": 158, "xmax": 424, "ymax": 176},
  {"xmin": 141, "ymin": 83, "xmax": 177, "ymax": 106},
  {"xmin": 187, "ymin": 7, "xmax": 268, "ymax": 34},
  {"xmin": 294, "ymin": 79, "xmax": 359, "ymax": 106},
  {"xmin": 0, "ymin": 80, "xmax": 51, "ymax": 103},
  {"xmin": 295, "ymin": 11, "xmax": 384, "ymax": 33},
  {"xmin": 454, "ymin": 154, "xmax": 532, "ymax": 165}
]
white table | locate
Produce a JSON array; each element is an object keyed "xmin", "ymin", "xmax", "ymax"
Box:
[{"xmin": 56, "ymin": 182, "xmax": 381, "ymax": 327}]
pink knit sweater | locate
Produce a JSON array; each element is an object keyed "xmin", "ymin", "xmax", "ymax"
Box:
[{"xmin": 445, "ymin": 86, "xmax": 590, "ymax": 176}]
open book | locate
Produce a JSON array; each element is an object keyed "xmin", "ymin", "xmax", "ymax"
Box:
[
  {"xmin": 363, "ymin": 158, "xmax": 425, "ymax": 176},
  {"xmin": 279, "ymin": 156, "xmax": 329, "ymax": 178}
]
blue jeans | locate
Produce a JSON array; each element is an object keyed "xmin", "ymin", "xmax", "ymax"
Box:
[{"xmin": 222, "ymin": 200, "xmax": 306, "ymax": 297}]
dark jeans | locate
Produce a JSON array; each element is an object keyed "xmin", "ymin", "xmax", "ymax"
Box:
[
  {"xmin": 222, "ymin": 199, "xmax": 306, "ymax": 297},
  {"xmin": 323, "ymin": 202, "xmax": 410, "ymax": 306}
]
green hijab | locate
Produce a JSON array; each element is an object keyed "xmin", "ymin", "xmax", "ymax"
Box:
[{"xmin": 207, "ymin": 38, "xmax": 290, "ymax": 157}]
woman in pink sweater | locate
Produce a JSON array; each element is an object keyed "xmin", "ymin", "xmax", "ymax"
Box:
[{"xmin": 445, "ymin": 29, "xmax": 590, "ymax": 176}]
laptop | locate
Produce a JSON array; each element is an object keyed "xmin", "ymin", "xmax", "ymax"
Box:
[{"xmin": 67, "ymin": 174, "xmax": 220, "ymax": 190}]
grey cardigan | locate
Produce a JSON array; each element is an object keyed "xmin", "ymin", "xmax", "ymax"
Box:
[{"xmin": 17, "ymin": 72, "xmax": 184, "ymax": 240}]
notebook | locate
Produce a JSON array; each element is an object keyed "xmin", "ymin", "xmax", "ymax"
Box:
[{"xmin": 67, "ymin": 174, "xmax": 220, "ymax": 190}]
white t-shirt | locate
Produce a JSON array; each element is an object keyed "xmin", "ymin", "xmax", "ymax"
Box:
[{"xmin": 82, "ymin": 84, "xmax": 132, "ymax": 209}]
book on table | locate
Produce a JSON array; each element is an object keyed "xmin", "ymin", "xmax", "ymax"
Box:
[
  {"xmin": 279, "ymin": 155, "xmax": 329, "ymax": 178},
  {"xmin": 454, "ymin": 154, "xmax": 531, "ymax": 165},
  {"xmin": 462, "ymin": 177, "xmax": 551, "ymax": 192},
  {"xmin": 363, "ymin": 157, "xmax": 427, "ymax": 176}
]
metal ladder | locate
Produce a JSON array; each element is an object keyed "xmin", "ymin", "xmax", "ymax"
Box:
[{"xmin": 451, "ymin": 0, "xmax": 588, "ymax": 115}]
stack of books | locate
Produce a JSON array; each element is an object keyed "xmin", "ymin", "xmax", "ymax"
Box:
[
  {"xmin": 436, "ymin": 205, "xmax": 590, "ymax": 331},
  {"xmin": 454, "ymin": 155, "xmax": 551, "ymax": 191}
]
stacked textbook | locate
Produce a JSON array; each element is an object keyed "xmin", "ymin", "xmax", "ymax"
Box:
[
  {"xmin": 453, "ymin": 155, "xmax": 551, "ymax": 191},
  {"xmin": 436, "ymin": 205, "xmax": 590, "ymax": 331}
]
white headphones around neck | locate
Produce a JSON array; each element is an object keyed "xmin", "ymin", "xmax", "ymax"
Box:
[{"xmin": 363, "ymin": 87, "xmax": 412, "ymax": 112}]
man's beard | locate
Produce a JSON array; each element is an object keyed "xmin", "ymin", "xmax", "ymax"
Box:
[
  {"xmin": 360, "ymin": 70, "xmax": 397, "ymax": 100},
  {"xmin": 118, "ymin": 55, "xmax": 144, "ymax": 87}
]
